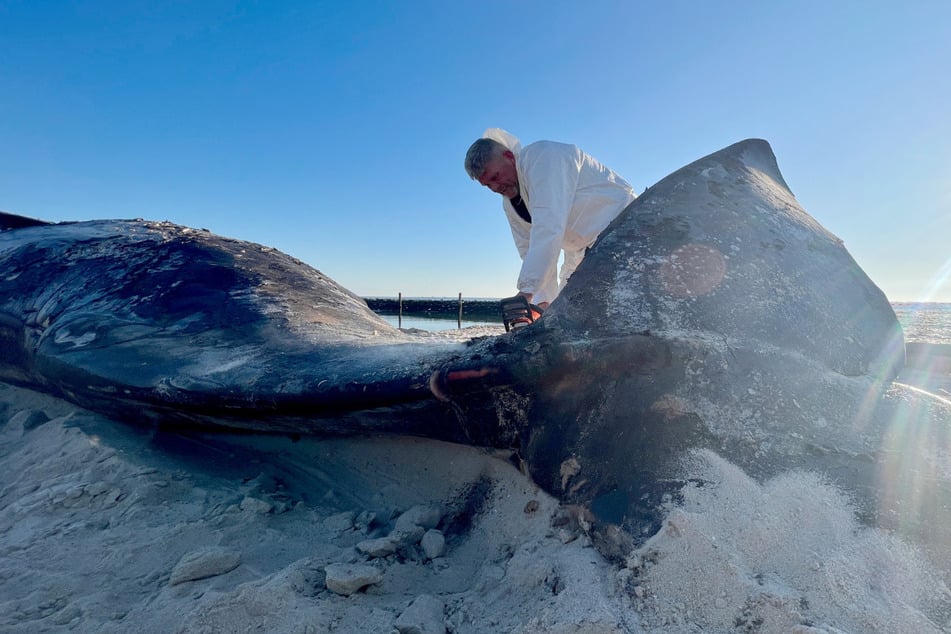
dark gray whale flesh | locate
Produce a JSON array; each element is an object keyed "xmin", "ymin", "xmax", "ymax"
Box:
[{"xmin": 3, "ymin": 139, "xmax": 950, "ymax": 557}]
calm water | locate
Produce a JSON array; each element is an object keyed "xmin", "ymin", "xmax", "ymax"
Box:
[
  {"xmin": 892, "ymin": 302, "xmax": 951, "ymax": 344},
  {"xmin": 379, "ymin": 314, "xmax": 500, "ymax": 331},
  {"xmin": 381, "ymin": 303, "xmax": 951, "ymax": 341}
]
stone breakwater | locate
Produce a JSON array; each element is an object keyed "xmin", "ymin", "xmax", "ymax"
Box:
[{"xmin": 365, "ymin": 298, "xmax": 501, "ymax": 322}]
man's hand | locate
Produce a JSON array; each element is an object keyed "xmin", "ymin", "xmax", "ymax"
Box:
[{"xmin": 518, "ymin": 292, "xmax": 549, "ymax": 311}]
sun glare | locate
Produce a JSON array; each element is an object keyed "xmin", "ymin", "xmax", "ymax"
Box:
[{"xmin": 916, "ymin": 256, "xmax": 951, "ymax": 303}]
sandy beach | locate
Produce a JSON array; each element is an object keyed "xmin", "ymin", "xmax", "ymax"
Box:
[
  {"xmin": 1, "ymin": 327, "xmax": 623, "ymax": 632},
  {"xmin": 3, "ymin": 326, "xmax": 951, "ymax": 633},
  {"xmin": 0, "ymin": 379, "xmax": 627, "ymax": 633}
]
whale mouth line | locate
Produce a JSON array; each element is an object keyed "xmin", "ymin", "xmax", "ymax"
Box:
[{"xmin": 429, "ymin": 366, "xmax": 503, "ymax": 403}]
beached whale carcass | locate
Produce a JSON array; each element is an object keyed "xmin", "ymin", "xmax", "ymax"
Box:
[{"xmin": 2, "ymin": 139, "xmax": 950, "ymax": 557}]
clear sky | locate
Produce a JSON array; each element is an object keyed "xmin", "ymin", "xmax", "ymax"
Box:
[{"xmin": 2, "ymin": 1, "xmax": 949, "ymax": 301}]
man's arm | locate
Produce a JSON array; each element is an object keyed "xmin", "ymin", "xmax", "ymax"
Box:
[{"xmin": 516, "ymin": 142, "xmax": 583, "ymax": 305}]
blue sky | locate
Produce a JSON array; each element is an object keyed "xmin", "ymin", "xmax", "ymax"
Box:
[{"xmin": 2, "ymin": 1, "xmax": 949, "ymax": 301}]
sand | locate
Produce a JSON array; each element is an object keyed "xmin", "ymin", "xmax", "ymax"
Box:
[
  {"xmin": 3, "ymin": 327, "xmax": 951, "ymax": 633},
  {"xmin": 0, "ymin": 378, "xmax": 628, "ymax": 633}
]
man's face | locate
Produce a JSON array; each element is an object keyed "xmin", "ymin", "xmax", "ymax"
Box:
[{"xmin": 477, "ymin": 150, "xmax": 519, "ymax": 199}]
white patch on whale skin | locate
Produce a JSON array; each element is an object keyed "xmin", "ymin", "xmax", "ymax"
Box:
[
  {"xmin": 183, "ymin": 346, "xmax": 263, "ymax": 379},
  {"xmin": 203, "ymin": 355, "xmax": 256, "ymax": 375},
  {"xmin": 700, "ymin": 165, "xmax": 728, "ymax": 180},
  {"xmin": 53, "ymin": 329, "xmax": 97, "ymax": 348},
  {"xmin": 166, "ymin": 313, "xmax": 206, "ymax": 332}
]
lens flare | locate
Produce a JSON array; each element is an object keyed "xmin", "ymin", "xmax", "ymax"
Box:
[{"xmin": 917, "ymin": 255, "xmax": 951, "ymax": 303}]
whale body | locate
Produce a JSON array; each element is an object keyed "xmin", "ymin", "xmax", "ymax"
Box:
[
  {"xmin": 0, "ymin": 213, "xmax": 467, "ymax": 438},
  {"xmin": 3, "ymin": 139, "xmax": 950, "ymax": 558},
  {"xmin": 432, "ymin": 139, "xmax": 951, "ymax": 554}
]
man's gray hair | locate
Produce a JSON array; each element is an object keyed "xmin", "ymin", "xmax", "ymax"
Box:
[{"xmin": 464, "ymin": 138, "xmax": 507, "ymax": 180}]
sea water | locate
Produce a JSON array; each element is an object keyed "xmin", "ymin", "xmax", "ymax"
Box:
[
  {"xmin": 893, "ymin": 302, "xmax": 951, "ymax": 344},
  {"xmin": 379, "ymin": 314, "xmax": 498, "ymax": 331}
]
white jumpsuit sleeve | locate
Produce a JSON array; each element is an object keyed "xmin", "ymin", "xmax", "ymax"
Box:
[
  {"xmin": 517, "ymin": 144, "xmax": 582, "ymax": 305},
  {"xmin": 559, "ymin": 246, "xmax": 586, "ymax": 291}
]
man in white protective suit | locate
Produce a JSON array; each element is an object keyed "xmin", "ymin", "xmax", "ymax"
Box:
[{"xmin": 464, "ymin": 128, "xmax": 637, "ymax": 310}]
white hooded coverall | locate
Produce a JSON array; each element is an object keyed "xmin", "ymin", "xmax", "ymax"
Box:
[{"xmin": 484, "ymin": 129, "xmax": 637, "ymax": 306}]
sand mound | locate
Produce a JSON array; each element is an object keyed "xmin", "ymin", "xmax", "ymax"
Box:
[{"xmin": 0, "ymin": 382, "xmax": 626, "ymax": 633}]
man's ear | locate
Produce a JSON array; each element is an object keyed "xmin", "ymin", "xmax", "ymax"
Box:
[{"xmin": 502, "ymin": 150, "xmax": 516, "ymax": 162}]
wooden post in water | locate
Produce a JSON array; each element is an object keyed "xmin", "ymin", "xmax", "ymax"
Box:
[
  {"xmin": 398, "ymin": 292, "xmax": 402, "ymax": 329},
  {"xmin": 458, "ymin": 293, "xmax": 463, "ymax": 329}
]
